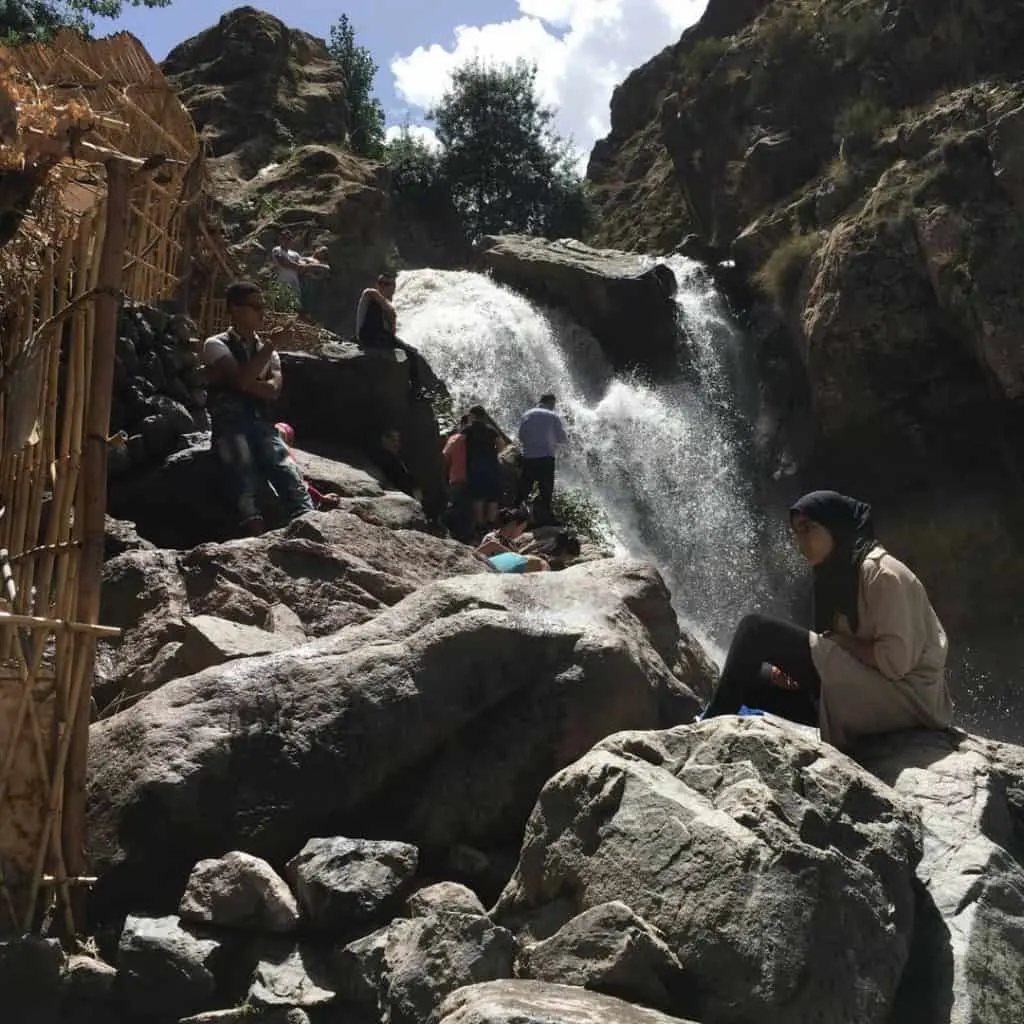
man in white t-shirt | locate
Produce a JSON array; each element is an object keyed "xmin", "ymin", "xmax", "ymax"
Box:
[
  {"xmin": 270, "ymin": 229, "xmax": 305, "ymax": 295},
  {"xmin": 202, "ymin": 280, "xmax": 313, "ymax": 535}
]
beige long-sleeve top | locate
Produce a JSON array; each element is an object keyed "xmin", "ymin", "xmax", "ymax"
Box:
[{"xmin": 809, "ymin": 546, "xmax": 953, "ymax": 748}]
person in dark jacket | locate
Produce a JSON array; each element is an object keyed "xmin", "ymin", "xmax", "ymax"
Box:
[
  {"xmin": 374, "ymin": 427, "xmax": 423, "ymax": 504},
  {"xmin": 463, "ymin": 405, "xmax": 506, "ymax": 532}
]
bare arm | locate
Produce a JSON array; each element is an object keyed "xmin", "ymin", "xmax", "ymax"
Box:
[
  {"xmin": 273, "ymin": 248, "xmax": 305, "ymax": 270},
  {"xmin": 476, "ymin": 538, "xmax": 511, "ymax": 556}
]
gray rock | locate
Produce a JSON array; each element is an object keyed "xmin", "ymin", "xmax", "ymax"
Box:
[
  {"xmin": 63, "ymin": 952, "xmax": 117, "ymax": 1002},
  {"xmin": 182, "ymin": 1006, "xmax": 311, "ymax": 1023},
  {"xmin": 286, "ymin": 837, "xmax": 418, "ymax": 933},
  {"xmin": 475, "ymin": 235, "xmax": 679, "ymax": 375},
  {"xmin": 408, "ymin": 882, "xmax": 486, "ymax": 918},
  {"xmin": 89, "ymin": 560, "xmax": 711, "ymax": 915},
  {"xmin": 115, "ymin": 915, "xmax": 221, "ymax": 1020},
  {"xmin": 335, "ymin": 925, "xmax": 390, "ymax": 1014},
  {"xmin": 179, "ymin": 850, "xmax": 299, "ymax": 933},
  {"xmin": 517, "ymin": 901, "xmax": 690, "ymax": 1015},
  {"xmin": 438, "ymin": 980, "xmax": 701, "ymax": 1024},
  {"xmin": 496, "ymin": 718, "xmax": 922, "ymax": 1024},
  {"xmin": 858, "ymin": 729, "xmax": 1024, "ymax": 1024},
  {"xmin": 0, "ymin": 937, "xmax": 65, "ymax": 1018},
  {"xmin": 382, "ymin": 912, "xmax": 517, "ymax": 1024},
  {"xmin": 179, "ymin": 615, "xmax": 294, "ymax": 674},
  {"xmin": 248, "ymin": 944, "xmax": 336, "ymax": 1009}
]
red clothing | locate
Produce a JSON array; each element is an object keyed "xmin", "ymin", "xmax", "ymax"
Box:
[{"xmin": 443, "ymin": 431, "xmax": 467, "ymax": 484}]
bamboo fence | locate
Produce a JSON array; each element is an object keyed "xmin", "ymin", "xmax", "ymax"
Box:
[{"xmin": 0, "ymin": 30, "xmax": 205, "ymax": 937}]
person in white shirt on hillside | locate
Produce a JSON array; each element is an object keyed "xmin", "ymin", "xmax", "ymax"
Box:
[
  {"xmin": 515, "ymin": 393, "xmax": 568, "ymax": 516},
  {"xmin": 270, "ymin": 229, "xmax": 328, "ymax": 306}
]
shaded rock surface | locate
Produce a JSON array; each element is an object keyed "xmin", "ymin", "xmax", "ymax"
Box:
[
  {"xmin": 87, "ymin": 559, "xmax": 710, "ymax": 916},
  {"xmin": 439, "ymin": 980, "xmax": 701, "ymax": 1024},
  {"xmin": 476, "ymin": 235, "xmax": 679, "ymax": 375},
  {"xmin": 285, "ymin": 837, "xmax": 419, "ymax": 933},
  {"xmin": 179, "ymin": 850, "xmax": 299, "ymax": 933},
  {"xmin": 497, "ymin": 717, "xmax": 921, "ymax": 1024}
]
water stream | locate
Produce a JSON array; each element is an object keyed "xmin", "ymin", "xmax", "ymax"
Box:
[{"xmin": 394, "ymin": 259, "xmax": 799, "ymax": 657}]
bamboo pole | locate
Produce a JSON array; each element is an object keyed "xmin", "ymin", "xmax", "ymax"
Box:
[{"xmin": 61, "ymin": 157, "xmax": 131, "ymax": 934}]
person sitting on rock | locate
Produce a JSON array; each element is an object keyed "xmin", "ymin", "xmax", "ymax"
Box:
[
  {"xmin": 463, "ymin": 404, "xmax": 506, "ymax": 533},
  {"xmin": 355, "ymin": 272, "xmax": 429, "ymax": 399},
  {"xmin": 476, "ymin": 507, "xmax": 550, "ymax": 573},
  {"xmin": 273, "ymin": 422, "xmax": 341, "ymax": 510},
  {"xmin": 270, "ymin": 230, "xmax": 328, "ymax": 308},
  {"xmin": 373, "ymin": 427, "xmax": 423, "ymax": 505},
  {"xmin": 701, "ymin": 490, "xmax": 953, "ymax": 750},
  {"xmin": 202, "ymin": 280, "xmax": 314, "ymax": 535}
]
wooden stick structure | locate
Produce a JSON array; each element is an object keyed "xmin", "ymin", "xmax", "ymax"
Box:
[{"xmin": 0, "ymin": 30, "xmax": 233, "ymax": 939}]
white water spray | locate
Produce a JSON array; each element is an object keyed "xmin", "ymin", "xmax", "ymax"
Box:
[{"xmin": 395, "ymin": 259, "xmax": 797, "ymax": 657}]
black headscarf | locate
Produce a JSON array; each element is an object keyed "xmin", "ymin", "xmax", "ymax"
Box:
[{"xmin": 789, "ymin": 490, "xmax": 878, "ymax": 633}]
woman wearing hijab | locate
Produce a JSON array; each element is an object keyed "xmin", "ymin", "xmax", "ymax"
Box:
[{"xmin": 702, "ymin": 490, "xmax": 953, "ymax": 749}]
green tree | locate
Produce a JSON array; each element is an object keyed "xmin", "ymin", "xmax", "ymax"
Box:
[
  {"xmin": 384, "ymin": 126, "xmax": 445, "ymax": 202},
  {"xmin": 0, "ymin": 1, "xmax": 170, "ymax": 42},
  {"xmin": 327, "ymin": 13, "xmax": 385, "ymax": 159},
  {"xmin": 430, "ymin": 59, "xmax": 590, "ymax": 240}
]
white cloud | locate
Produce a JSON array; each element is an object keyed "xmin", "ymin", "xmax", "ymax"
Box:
[
  {"xmin": 384, "ymin": 123, "xmax": 442, "ymax": 152},
  {"xmin": 389, "ymin": 0, "xmax": 708, "ymax": 170}
]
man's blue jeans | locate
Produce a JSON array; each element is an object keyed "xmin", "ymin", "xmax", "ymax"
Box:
[{"xmin": 213, "ymin": 415, "xmax": 313, "ymax": 526}]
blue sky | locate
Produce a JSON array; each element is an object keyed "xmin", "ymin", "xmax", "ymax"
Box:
[{"xmin": 101, "ymin": 1, "xmax": 707, "ymax": 162}]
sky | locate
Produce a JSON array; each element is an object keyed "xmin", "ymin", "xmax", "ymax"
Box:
[{"xmin": 102, "ymin": 0, "xmax": 708, "ymax": 165}]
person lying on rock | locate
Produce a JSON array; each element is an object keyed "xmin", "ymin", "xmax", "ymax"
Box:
[
  {"xmin": 202, "ymin": 280, "xmax": 315, "ymax": 536},
  {"xmin": 701, "ymin": 490, "xmax": 953, "ymax": 750},
  {"xmin": 355, "ymin": 272, "xmax": 429, "ymax": 400},
  {"xmin": 476, "ymin": 507, "xmax": 550, "ymax": 573}
]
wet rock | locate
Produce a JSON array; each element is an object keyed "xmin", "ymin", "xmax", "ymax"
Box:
[
  {"xmin": 285, "ymin": 837, "xmax": 419, "ymax": 933},
  {"xmin": 179, "ymin": 850, "xmax": 299, "ymax": 933},
  {"xmin": 476, "ymin": 235, "xmax": 679, "ymax": 376}
]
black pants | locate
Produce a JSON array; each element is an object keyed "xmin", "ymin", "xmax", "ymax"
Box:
[
  {"xmin": 704, "ymin": 613, "xmax": 820, "ymax": 725},
  {"xmin": 516, "ymin": 456, "xmax": 556, "ymax": 508},
  {"xmin": 362, "ymin": 332, "xmax": 425, "ymax": 394}
]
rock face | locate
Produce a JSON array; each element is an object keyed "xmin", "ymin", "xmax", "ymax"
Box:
[
  {"xmin": 476, "ymin": 235, "xmax": 679, "ymax": 375},
  {"xmin": 496, "ymin": 718, "xmax": 922, "ymax": 1024},
  {"xmin": 163, "ymin": 8, "xmax": 466, "ymax": 336},
  {"xmin": 95, "ymin": 511, "xmax": 488, "ymax": 713},
  {"xmin": 87, "ymin": 558, "xmax": 710, "ymax": 916},
  {"xmin": 586, "ymin": 0, "xmax": 1024, "ymax": 648}
]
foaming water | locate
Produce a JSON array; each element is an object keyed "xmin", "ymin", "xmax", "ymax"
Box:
[{"xmin": 395, "ymin": 261, "xmax": 798, "ymax": 658}]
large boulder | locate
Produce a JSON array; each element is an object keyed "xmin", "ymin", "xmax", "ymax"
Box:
[
  {"xmin": 439, "ymin": 980, "xmax": 701, "ymax": 1024},
  {"xmin": 496, "ymin": 717, "xmax": 922, "ymax": 1024},
  {"xmin": 95, "ymin": 511, "xmax": 488, "ymax": 713},
  {"xmin": 858, "ymin": 729, "xmax": 1024, "ymax": 1024},
  {"xmin": 86, "ymin": 559, "xmax": 711, "ymax": 916},
  {"xmin": 475, "ymin": 235, "xmax": 679, "ymax": 375}
]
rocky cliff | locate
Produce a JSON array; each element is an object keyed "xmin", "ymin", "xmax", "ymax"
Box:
[
  {"xmin": 587, "ymin": 0, "xmax": 1024, "ymax": 643},
  {"xmin": 162, "ymin": 6, "xmax": 467, "ymax": 336}
]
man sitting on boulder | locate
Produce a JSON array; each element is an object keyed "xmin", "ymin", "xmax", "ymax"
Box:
[
  {"xmin": 202, "ymin": 280, "xmax": 314, "ymax": 535},
  {"xmin": 355, "ymin": 272, "xmax": 429, "ymax": 399}
]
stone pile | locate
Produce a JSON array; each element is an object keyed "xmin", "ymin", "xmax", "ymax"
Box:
[{"xmin": 107, "ymin": 303, "xmax": 208, "ymax": 476}]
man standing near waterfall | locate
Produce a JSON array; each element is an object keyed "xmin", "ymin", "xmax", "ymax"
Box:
[{"xmin": 516, "ymin": 393, "xmax": 567, "ymax": 517}]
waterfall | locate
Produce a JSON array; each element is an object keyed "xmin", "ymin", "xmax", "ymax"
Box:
[{"xmin": 394, "ymin": 259, "xmax": 799, "ymax": 658}]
